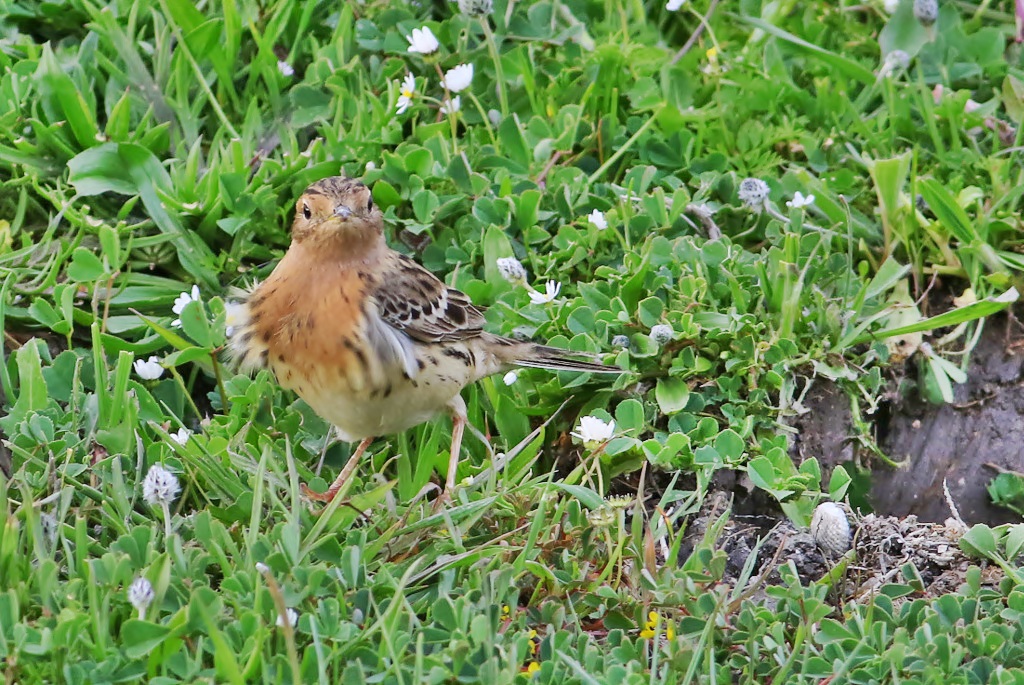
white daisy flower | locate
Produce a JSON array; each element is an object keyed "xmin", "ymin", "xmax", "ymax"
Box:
[
  {"xmin": 571, "ymin": 416, "xmax": 616, "ymax": 450},
  {"xmin": 440, "ymin": 96, "xmax": 461, "ymax": 115},
  {"xmin": 171, "ymin": 285, "xmax": 200, "ymax": 328},
  {"xmin": 276, "ymin": 607, "xmax": 299, "ymax": 628},
  {"xmin": 396, "ymin": 73, "xmax": 417, "ymax": 114},
  {"xmin": 786, "ymin": 191, "xmax": 815, "ymax": 209},
  {"xmin": 133, "ymin": 356, "xmax": 164, "ymax": 380},
  {"xmin": 528, "ymin": 280, "xmax": 561, "ymax": 304},
  {"xmin": 441, "ymin": 64, "xmax": 473, "ymax": 93},
  {"xmin": 406, "ymin": 26, "xmax": 439, "ymax": 54},
  {"xmin": 169, "ymin": 427, "xmax": 191, "ymax": 446},
  {"xmin": 588, "ymin": 209, "xmax": 607, "ymax": 230}
]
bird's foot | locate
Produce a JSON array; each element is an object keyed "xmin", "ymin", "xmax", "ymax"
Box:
[{"xmin": 301, "ymin": 483, "xmax": 339, "ymax": 503}]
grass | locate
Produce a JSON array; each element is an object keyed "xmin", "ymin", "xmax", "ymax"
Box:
[{"xmin": 2, "ymin": 0, "xmax": 1024, "ymax": 681}]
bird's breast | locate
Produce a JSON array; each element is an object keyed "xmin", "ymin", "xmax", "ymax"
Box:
[{"xmin": 229, "ymin": 251, "xmax": 380, "ymax": 393}]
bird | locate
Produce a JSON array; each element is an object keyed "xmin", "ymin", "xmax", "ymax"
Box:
[{"xmin": 226, "ymin": 176, "xmax": 617, "ymax": 505}]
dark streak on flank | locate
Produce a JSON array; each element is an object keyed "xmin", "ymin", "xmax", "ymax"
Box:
[{"xmin": 442, "ymin": 347, "xmax": 470, "ymax": 364}]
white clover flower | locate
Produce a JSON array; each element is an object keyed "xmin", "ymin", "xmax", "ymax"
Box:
[
  {"xmin": 650, "ymin": 324, "xmax": 673, "ymax": 344},
  {"xmin": 441, "ymin": 64, "xmax": 473, "ymax": 93},
  {"xmin": 528, "ymin": 280, "xmax": 561, "ymax": 304},
  {"xmin": 786, "ymin": 191, "xmax": 815, "ymax": 209},
  {"xmin": 496, "ymin": 257, "xmax": 527, "ymax": 284},
  {"xmin": 396, "ymin": 73, "xmax": 417, "ymax": 115},
  {"xmin": 277, "ymin": 60, "xmax": 294, "ymax": 77},
  {"xmin": 406, "ymin": 26, "xmax": 439, "ymax": 54},
  {"xmin": 440, "ymin": 96, "xmax": 461, "ymax": 115},
  {"xmin": 880, "ymin": 50, "xmax": 911, "ymax": 79},
  {"xmin": 133, "ymin": 356, "xmax": 164, "ymax": 381},
  {"xmin": 128, "ymin": 577, "xmax": 155, "ymax": 618},
  {"xmin": 142, "ymin": 464, "xmax": 180, "ymax": 507},
  {"xmin": 458, "ymin": 0, "xmax": 493, "ymax": 16},
  {"xmin": 365, "ymin": 161, "xmax": 377, "ymax": 171},
  {"xmin": 737, "ymin": 178, "xmax": 770, "ymax": 210},
  {"xmin": 169, "ymin": 427, "xmax": 191, "ymax": 446},
  {"xmin": 171, "ymin": 285, "xmax": 200, "ymax": 327},
  {"xmin": 255, "ymin": 562, "xmax": 270, "ymax": 575},
  {"xmin": 487, "ymin": 109, "xmax": 501, "ymax": 127},
  {"xmin": 611, "ymin": 334, "xmax": 630, "ymax": 348},
  {"xmin": 666, "ymin": 0, "xmax": 686, "ymax": 9},
  {"xmin": 588, "ymin": 209, "xmax": 608, "ymax": 230},
  {"xmin": 913, "ymin": 0, "xmax": 937, "ymax": 26},
  {"xmin": 40, "ymin": 513, "xmax": 58, "ymax": 548},
  {"xmin": 810, "ymin": 502, "xmax": 851, "ymax": 556},
  {"xmin": 503, "ymin": 370, "xmax": 519, "ymax": 385},
  {"xmin": 276, "ymin": 607, "xmax": 299, "ymax": 628},
  {"xmin": 572, "ymin": 416, "xmax": 616, "ymax": 450}
]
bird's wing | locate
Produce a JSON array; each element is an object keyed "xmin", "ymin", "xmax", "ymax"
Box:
[{"xmin": 371, "ymin": 251, "xmax": 487, "ymax": 344}]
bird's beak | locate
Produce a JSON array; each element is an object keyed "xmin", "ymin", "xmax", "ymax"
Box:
[{"xmin": 334, "ymin": 205, "xmax": 352, "ymax": 219}]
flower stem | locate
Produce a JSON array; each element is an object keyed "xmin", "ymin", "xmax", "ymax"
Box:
[
  {"xmin": 467, "ymin": 91, "xmax": 498, "ymax": 148},
  {"xmin": 161, "ymin": 502, "xmax": 173, "ymax": 542},
  {"xmin": 258, "ymin": 564, "xmax": 302, "ymax": 684},
  {"xmin": 480, "ymin": 19, "xmax": 509, "ymax": 116}
]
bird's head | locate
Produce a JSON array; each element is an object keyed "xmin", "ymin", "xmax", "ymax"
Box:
[{"xmin": 290, "ymin": 176, "xmax": 383, "ymax": 255}]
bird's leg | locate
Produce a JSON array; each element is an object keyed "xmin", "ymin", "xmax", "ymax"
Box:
[
  {"xmin": 303, "ymin": 436, "xmax": 374, "ymax": 503},
  {"xmin": 314, "ymin": 426, "xmax": 338, "ymax": 477},
  {"xmin": 445, "ymin": 412, "xmax": 466, "ymax": 495},
  {"xmin": 435, "ymin": 396, "xmax": 468, "ymax": 509}
]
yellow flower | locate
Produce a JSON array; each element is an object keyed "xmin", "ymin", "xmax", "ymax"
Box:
[
  {"xmin": 501, "ymin": 604, "xmax": 511, "ymax": 618},
  {"xmin": 527, "ymin": 662, "xmax": 540, "ymax": 675},
  {"xmin": 528, "ymin": 629, "xmax": 539, "ymax": 655},
  {"xmin": 640, "ymin": 611, "xmax": 675, "ymax": 640},
  {"xmin": 706, "ymin": 46, "xmax": 718, "ymax": 61}
]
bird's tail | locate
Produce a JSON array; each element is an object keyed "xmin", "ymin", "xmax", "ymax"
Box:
[{"xmin": 511, "ymin": 343, "xmax": 620, "ymax": 374}]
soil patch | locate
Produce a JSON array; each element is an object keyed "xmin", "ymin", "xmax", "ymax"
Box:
[{"xmin": 790, "ymin": 313, "xmax": 1023, "ymax": 525}]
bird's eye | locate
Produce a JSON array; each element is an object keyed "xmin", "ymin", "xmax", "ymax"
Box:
[
  {"xmin": 302, "ymin": 203, "xmax": 311, "ymax": 220},
  {"xmin": 367, "ymin": 197, "xmax": 374, "ymax": 212}
]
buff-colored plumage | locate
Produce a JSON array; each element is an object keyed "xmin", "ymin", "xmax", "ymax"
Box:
[{"xmin": 227, "ymin": 176, "xmax": 616, "ymax": 504}]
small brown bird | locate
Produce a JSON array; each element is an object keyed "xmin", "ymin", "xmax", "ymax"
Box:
[{"xmin": 227, "ymin": 176, "xmax": 616, "ymax": 504}]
